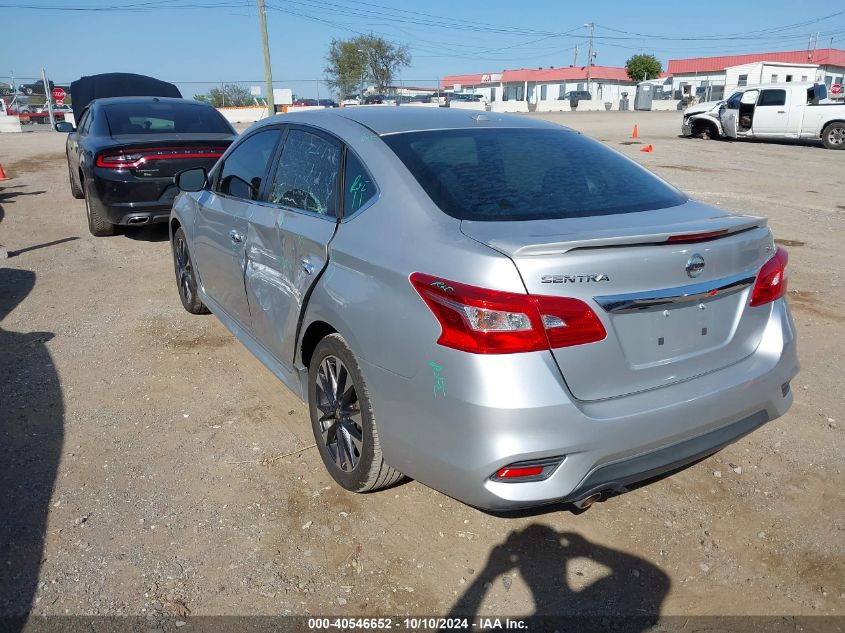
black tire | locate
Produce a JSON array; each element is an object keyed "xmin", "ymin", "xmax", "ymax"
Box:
[
  {"xmin": 308, "ymin": 333, "xmax": 403, "ymax": 492},
  {"xmin": 68, "ymin": 160, "xmax": 84, "ymax": 199},
  {"xmin": 82, "ymin": 177, "xmax": 115, "ymax": 237},
  {"xmin": 172, "ymin": 227, "xmax": 209, "ymax": 314},
  {"xmin": 821, "ymin": 122, "xmax": 845, "ymax": 150}
]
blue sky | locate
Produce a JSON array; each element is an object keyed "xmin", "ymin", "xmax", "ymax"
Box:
[{"xmin": 1, "ymin": 0, "xmax": 843, "ymax": 97}]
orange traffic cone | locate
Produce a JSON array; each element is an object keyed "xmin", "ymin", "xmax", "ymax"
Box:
[
  {"xmin": 0, "ymin": 163, "xmax": 9, "ymax": 181},
  {"xmin": 639, "ymin": 144, "xmax": 654, "ymax": 153},
  {"xmin": 631, "ymin": 124, "xmax": 639, "ymax": 139}
]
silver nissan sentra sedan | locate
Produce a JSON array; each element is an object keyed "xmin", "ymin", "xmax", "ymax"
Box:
[{"xmin": 169, "ymin": 107, "xmax": 798, "ymax": 511}]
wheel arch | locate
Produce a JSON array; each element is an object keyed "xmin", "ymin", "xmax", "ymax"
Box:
[
  {"xmin": 300, "ymin": 320, "xmax": 338, "ymax": 370},
  {"xmin": 820, "ymin": 119, "xmax": 845, "ymax": 138}
]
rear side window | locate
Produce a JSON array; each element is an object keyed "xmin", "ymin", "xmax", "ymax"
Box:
[
  {"xmin": 758, "ymin": 90, "xmax": 786, "ymax": 107},
  {"xmin": 267, "ymin": 130, "xmax": 340, "ymax": 216},
  {"xmin": 344, "ymin": 151, "xmax": 376, "ymax": 215},
  {"xmin": 217, "ymin": 129, "xmax": 281, "ymax": 200},
  {"xmin": 103, "ymin": 102, "xmax": 232, "ymax": 135},
  {"xmin": 383, "ymin": 128, "xmax": 686, "ymax": 221}
]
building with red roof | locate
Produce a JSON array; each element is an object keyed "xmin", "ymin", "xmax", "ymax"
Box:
[
  {"xmin": 440, "ymin": 64, "xmax": 637, "ymax": 107},
  {"xmin": 666, "ymin": 49, "xmax": 845, "ymax": 101}
]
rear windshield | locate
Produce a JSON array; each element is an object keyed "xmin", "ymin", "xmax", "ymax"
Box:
[
  {"xmin": 103, "ymin": 102, "xmax": 232, "ymax": 135},
  {"xmin": 382, "ymin": 128, "xmax": 686, "ymax": 221}
]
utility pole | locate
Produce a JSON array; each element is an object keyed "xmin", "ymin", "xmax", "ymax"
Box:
[
  {"xmin": 257, "ymin": 0, "xmax": 274, "ymax": 115},
  {"xmin": 358, "ymin": 48, "xmax": 366, "ymax": 103},
  {"xmin": 572, "ymin": 44, "xmax": 579, "ymax": 67},
  {"xmin": 584, "ymin": 22, "xmax": 595, "ymax": 91}
]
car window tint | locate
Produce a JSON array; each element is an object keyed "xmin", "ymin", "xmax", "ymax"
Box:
[
  {"xmin": 267, "ymin": 130, "xmax": 340, "ymax": 216},
  {"xmin": 343, "ymin": 151, "xmax": 375, "ymax": 215},
  {"xmin": 103, "ymin": 102, "xmax": 232, "ymax": 135},
  {"xmin": 217, "ymin": 129, "xmax": 281, "ymax": 201},
  {"xmin": 78, "ymin": 110, "xmax": 91, "ymax": 135},
  {"xmin": 758, "ymin": 89, "xmax": 786, "ymax": 107},
  {"xmin": 384, "ymin": 128, "xmax": 686, "ymax": 221}
]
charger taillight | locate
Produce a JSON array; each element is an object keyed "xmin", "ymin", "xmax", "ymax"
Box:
[
  {"xmin": 750, "ymin": 246, "xmax": 788, "ymax": 307},
  {"xmin": 96, "ymin": 147, "xmax": 226, "ymax": 169},
  {"xmin": 410, "ymin": 273, "xmax": 606, "ymax": 354}
]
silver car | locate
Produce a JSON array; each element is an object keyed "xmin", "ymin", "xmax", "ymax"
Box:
[{"xmin": 170, "ymin": 108, "xmax": 798, "ymax": 511}]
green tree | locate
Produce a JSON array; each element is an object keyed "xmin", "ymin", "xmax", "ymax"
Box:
[
  {"xmin": 625, "ymin": 54, "xmax": 663, "ymax": 82},
  {"xmin": 324, "ymin": 34, "xmax": 411, "ymax": 98},
  {"xmin": 193, "ymin": 84, "xmax": 254, "ymax": 107}
]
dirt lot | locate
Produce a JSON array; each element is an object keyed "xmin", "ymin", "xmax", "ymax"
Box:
[{"xmin": 0, "ymin": 111, "xmax": 843, "ymax": 624}]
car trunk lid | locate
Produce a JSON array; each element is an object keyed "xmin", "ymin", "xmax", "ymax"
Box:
[{"xmin": 461, "ymin": 202, "xmax": 775, "ymax": 401}]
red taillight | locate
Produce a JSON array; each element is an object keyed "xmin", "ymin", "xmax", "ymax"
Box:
[
  {"xmin": 96, "ymin": 147, "xmax": 226, "ymax": 169},
  {"xmin": 496, "ymin": 466, "xmax": 543, "ymax": 479},
  {"xmin": 492, "ymin": 457, "xmax": 563, "ymax": 481},
  {"xmin": 750, "ymin": 246, "xmax": 788, "ymax": 307},
  {"xmin": 409, "ymin": 273, "xmax": 606, "ymax": 354},
  {"xmin": 666, "ymin": 229, "xmax": 729, "ymax": 242}
]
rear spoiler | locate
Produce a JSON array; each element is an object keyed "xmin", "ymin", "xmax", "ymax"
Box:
[{"xmin": 495, "ymin": 215, "xmax": 767, "ymax": 257}]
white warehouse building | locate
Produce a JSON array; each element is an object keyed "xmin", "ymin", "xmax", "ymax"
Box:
[{"xmin": 667, "ymin": 48, "xmax": 845, "ymax": 101}]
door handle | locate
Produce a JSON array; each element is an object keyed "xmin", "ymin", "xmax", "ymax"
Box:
[
  {"xmin": 777, "ymin": 110, "xmax": 786, "ymax": 113},
  {"xmin": 300, "ymin": 258, "xmax": 315, "ymax": 275},
  {"xmin": 229, "ymin": 229, "xmax": 245, "ymax": 244}
]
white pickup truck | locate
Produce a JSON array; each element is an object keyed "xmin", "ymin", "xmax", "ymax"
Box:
[{"xmin": 682, "ymin": 82, "xmax": 845, "ymax": 149}]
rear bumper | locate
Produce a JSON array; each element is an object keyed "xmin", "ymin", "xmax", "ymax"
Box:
[
  {"xmin": 362, "ymin": 298, "xmax": 798, "ymax": 511},
  {"xmin": 88, "ymin": 169, "xmax": 178, "ymax": 225}
]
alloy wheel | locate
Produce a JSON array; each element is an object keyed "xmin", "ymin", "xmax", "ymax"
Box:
[
  {"xmin": 174, "ymin": 237, "xmax": 196, "ymax": 304},
  {"xmin": 828, "ymin": 126, "xmax": 845, "ymax": 146},
  {"xmin": 315, "ymin": 355, "xmax": 363, "ymax": 472}
]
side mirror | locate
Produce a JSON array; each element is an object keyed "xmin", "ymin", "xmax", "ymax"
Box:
[
  {"xmin": 55, "ymin": 121, "xmax": 74, "ymax": 133},
  {"xmin": 175, "ymin": 167, "xmax": 207, "ymax": 192}
]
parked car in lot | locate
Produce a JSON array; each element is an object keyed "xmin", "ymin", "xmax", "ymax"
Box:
[
  {"xmin": 340, "ymin": 95, "xmax": 360, "ymax": 107},
  {"xmin": 558, "ymin": 90, "xmax": 593, "ymax": 101},
  {"xmin": 363, "ymin": 94, "xmax": 385, "ymax": 104},
  {"xmin": 293, "ymin": 98, "xmax": 319, "ymax": 107},
  {"xmin": 57, "ymin": 96, "xmax": 236, "ymax": 236},
  {"xmin": 318, "ymin": 99, "xmax": 338, "ymax": 108},
  {"xmin": 682, "ymin": 82, "xmax": 845, "ymax": 149},
  {"xmin": 169, "ymin": 108, "xmax": 798, "ymax": 510},
  {"xmin": 449, "ymin": 93, "xmax": 485, "ymax": 103}
]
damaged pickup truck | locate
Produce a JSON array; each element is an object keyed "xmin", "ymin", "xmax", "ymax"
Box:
[{"xmin": 682, "ymin": 82, "xmax": 845, "ymax": 149}]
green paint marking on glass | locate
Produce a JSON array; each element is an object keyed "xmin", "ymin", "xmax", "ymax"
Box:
[
  {"xmin": 349, "ymin": 174, "xmax": 369, "ymax": 210},
  {"xmin": 428, "ymin": 361, "xmax": 446, "ymax": 398},
  {"xmin": 430, "ymin": 281, "xmax": 454, "ymax": 292}
]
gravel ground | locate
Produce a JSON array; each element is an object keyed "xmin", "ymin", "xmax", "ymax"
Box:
[{"xmin": 0, "ymin": 111, "xmax": 843, "ymax": 622}]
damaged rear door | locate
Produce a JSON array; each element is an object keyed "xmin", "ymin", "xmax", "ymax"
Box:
[{"xmin": 245, "ymin": 126, "xmax": 342, "ymax": 367}]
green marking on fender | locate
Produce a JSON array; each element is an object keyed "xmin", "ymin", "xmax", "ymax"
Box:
[{"xmin": 429, "ymin": 361, "xmax": 446, "ymax": 398}]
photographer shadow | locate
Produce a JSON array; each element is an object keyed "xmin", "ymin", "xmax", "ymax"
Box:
[
  {"xmin": 449, "ymin": 524, "xmax": 669, "ymax": 629},
  {"xmin": 0, "ymin": 269, "xmax": 64, "ymax": 629}
]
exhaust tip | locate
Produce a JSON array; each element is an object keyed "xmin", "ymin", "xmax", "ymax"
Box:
[
  {"xmin": 126, "ymin": 216, "xmax": 150, "ymax": 225},
  {"xmin": 572, "ymin": 493, "xmax": 602, "ymax": 511}
]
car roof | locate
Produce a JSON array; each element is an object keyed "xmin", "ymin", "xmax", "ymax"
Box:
[
  {"xmin": 91, "ymin": 96, "xmax": 208, "ymax": 107},
  {"xmin": 273, "ymin": 106, "xmax": 560, "ymax": 136}
]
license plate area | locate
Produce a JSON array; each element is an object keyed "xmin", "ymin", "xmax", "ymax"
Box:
[{"xmin": 610, "ymin": 295, "xmax": 740, "ymax": 368}]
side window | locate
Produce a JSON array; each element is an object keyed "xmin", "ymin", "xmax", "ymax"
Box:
[
  {"xmin": 78, "ymin": 110, "xmax": 92, "ymax": 135},
  {"xmin": 343, "ymin": 151, "xmax": 376, "ymax": 215},
  {"xmin": 725, "ymin": 92, "xmax": 742, "ymax": 109},
  {"xmin": 758, "ymin": 89, "xmax": 786, "ymax": 107},
  {"xmin": 217, "ymin": 129, "xmax": 281, "ymax": 201},
  {"xmin": 267, "ymin": 130, "xmax": 341, "ymax": 216}
]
